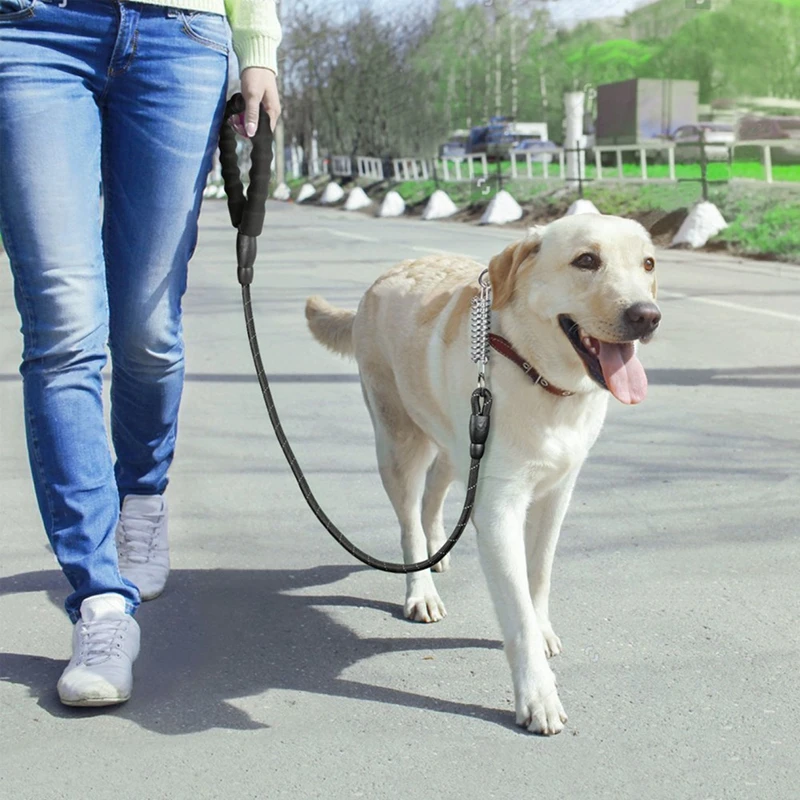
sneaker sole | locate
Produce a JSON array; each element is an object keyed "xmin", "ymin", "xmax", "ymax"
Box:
[
  {"xmin": 139, "ymin": 586, "xmax": 165, "ymax": 602},
  {"xmin": 60, "ymin": 694, "xmax": 131, "ymax": 707}
]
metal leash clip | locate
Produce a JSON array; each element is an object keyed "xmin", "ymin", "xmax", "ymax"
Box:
[{"xmin": 470, "ymin": 268, "xmax": 492, "ymax": 390}]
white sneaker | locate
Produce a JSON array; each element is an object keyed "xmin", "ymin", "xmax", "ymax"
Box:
[
  {"xmin": 116, "ymin": 494, "xmax": 169, "ymax": 601},
  {"xmin": 57, "ymin": 593, "xmax": 140, "ymax": 707}
]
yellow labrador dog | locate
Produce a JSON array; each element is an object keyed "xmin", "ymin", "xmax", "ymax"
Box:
[{"xmin": 305, "ymin": 213, "xmax": 660, "ymax": 735}]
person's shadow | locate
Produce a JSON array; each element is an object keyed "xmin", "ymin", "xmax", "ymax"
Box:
[{"xmin": 0, "ymin": 566, "xmax": 508, "ymax": 734}]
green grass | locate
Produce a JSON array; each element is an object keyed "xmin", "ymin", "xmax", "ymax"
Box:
[
  {"xmin": 582, "ymin": 182, "xmax": 705, "ymax": 215},
  {"xmin": 711, "ymin": 184, "xmax": 800, "ymax": 260},
  {"xmin": 586, "ymin": 160, "xmax": 800, "ymax": 183}
]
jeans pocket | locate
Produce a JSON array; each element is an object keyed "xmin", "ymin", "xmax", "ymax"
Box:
[
  {"xmin": 179, "ymin": 11, "xmax": 229, "ymax": 55},
  {"xmin": 0, "ymin": 0, "xmax": 36, "ymax": 21}
]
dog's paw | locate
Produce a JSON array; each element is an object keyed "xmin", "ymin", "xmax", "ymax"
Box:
[
  {"xmin": 541, "ymin": 625, "xmax": 563, "ymax": 659},
  {"xmin": 515, "ymin": 685, "xmax": 568, "ymax": 736},
  {"xmin": 404, "ymin": 592, "xmax": 447, "ymax": 623},
  {"xmin": 430, "ymin": 552, "xmax": 451, "ymax": 573}
]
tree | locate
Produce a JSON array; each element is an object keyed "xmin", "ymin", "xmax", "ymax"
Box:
[
  {"xmin": 276, "ymin": 0, "xmax": 800, "ymax": 162},
  {"xmin": 565, "ymin": 39, "xmax": 657, "ymax": 87}
]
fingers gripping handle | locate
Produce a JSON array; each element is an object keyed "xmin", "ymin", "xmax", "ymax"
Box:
[
  {"xmin": 242, "ymin": 110, "xmax": 273, "ymax": 238},
  {"xmin": 219, "ymin": 92, "xmax": 273, "ymax": 284},
  {"xmin": 220, "ymin": 92, "xmax": 273, "ymax": 235}
]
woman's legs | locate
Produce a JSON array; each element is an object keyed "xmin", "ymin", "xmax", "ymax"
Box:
[
  {"xmin": 0, "ymin": 0, "xmax": 227, "ymax": 703},
  {"xmin": 0, "ymin": 0, "xmax": 138, "ymax": 623}
]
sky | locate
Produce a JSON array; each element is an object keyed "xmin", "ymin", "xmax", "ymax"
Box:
[
  {"xmin": 288, "ymin": 0, "xmax": 648, "ymax": 26},
  {"xmin": 545, "ymin": 0, "xmax": 643, "ymax": 25}
]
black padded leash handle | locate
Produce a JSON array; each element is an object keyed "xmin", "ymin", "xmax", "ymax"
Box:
[{"xmin": 220, "ymin": 93, "xmax": 273, "ymax": 285}]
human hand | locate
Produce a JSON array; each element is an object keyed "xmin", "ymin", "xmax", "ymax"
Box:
[{"xmin": 230, "ymin": 67, "xmax": 281, "ymax": 137}]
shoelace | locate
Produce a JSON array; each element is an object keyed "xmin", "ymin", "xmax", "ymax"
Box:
[
  {"xmin": 79, "ymin": 619, "xmax": 129, "ymax": 666},
  {"xmin": 117, "ymin": 511, "xmax": 163, "ymax": 564}
]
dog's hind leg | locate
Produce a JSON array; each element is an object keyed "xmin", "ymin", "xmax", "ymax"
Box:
[
  {"xmin": 524, "ymin": 467, "xmax": 581, "ymax": 659},
  {"xmin": 421, "ymin": 453, "xmax": 454, "ymax": 573},
  {"xmin": 364, "ymin": 384, "xmax": 445, "ymax": 623}
]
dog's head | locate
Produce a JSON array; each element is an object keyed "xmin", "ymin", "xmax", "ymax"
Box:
[{"xmin": 489, "ymin": 214, "xmax": 660, "ymax": 405}]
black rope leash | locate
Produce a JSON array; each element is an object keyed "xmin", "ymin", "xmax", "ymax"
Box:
[{"xmin": 218, "ymin": 94, "xmax": 492, "ymax": 573}]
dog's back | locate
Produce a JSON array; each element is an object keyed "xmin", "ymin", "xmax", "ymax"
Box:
[{"xmin": 306, "ymin": 255, "xmax": 483, "ymax": 366}]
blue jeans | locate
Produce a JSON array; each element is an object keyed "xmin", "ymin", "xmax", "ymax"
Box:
[{"xmin": 0, "ymin": 0, "xmax": 228, "ymax": 621}]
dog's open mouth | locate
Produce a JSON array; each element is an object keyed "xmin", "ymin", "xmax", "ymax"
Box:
[{"xmin": 558, "ymin": 315, "xmax": 648, "ymax": 405}]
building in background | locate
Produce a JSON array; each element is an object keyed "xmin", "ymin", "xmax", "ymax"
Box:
[{"xmin": 595, "ymin": 78, "xmax": 699, "ymax": 144}]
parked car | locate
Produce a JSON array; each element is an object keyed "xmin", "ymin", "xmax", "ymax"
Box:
[
  {"xmin": 468, "ymin": 117, "xmax": 517, "ymax": 160},
  {"xmin": 512, "ymin": 139, "xmax": 560, "ymax": 164},
  {"xmin": 736, "ymin": 115, "xmax": 800, "ymax": 163},
  {"xmin": 738, "ymin": 115, "xmax": 800, "ymax": 140},
  {"xmin": 671, "ymin": 123, "xmax": 734, "ymax": 162}
]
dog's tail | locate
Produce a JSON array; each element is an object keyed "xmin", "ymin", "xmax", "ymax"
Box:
[{"xmin": 305, "ymin": 296, "xmax": 356, "ymax": 357}]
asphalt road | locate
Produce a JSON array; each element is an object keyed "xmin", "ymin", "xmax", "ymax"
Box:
[{"xmin": 1, "ymin": 201, "xmax": 798, "ymax": 800}]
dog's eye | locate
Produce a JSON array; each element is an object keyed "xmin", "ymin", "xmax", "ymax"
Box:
[
  {"xmin": 572, "ymin": 252, "xmax": 600, "ymax": 270},
  {"xmin": 644, "ymin": 257, "xmax": 656, "ymax": 272}
]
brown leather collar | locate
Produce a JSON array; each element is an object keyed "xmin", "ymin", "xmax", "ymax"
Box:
[{"xmin": 489, "ymin": 334, "xmax": 574, "ymax": 397}]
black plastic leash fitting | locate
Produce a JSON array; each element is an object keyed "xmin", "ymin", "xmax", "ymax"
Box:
[
  {"xmin": 469, "ymin": 387, "xmax": 492, "ymax": 460},
  {"xmin": 236, "ymin": 233, "xmax": 257, "ymax": 287}
]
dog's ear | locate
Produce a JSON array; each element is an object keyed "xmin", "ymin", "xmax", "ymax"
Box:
[{"xmin": 489, "ymin": 231, "xmax": 543, "ymax": 310}]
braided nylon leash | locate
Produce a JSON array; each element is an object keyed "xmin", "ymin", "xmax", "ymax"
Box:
[{"xmin": 220, "ymin": 94, "xmax": 492, "ymax": 573}]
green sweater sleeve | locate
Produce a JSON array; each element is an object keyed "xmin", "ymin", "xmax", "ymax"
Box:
[{"xmin": 224, "ymin": 0, "xmax": 282, "ymax": 75}]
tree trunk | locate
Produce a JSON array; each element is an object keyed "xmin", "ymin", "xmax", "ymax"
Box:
[
  {"xmin": 446, "ymin": 66, "xmax": 455, "ymax": 133},
  {"xmin": 466, "ymin": 57, "xmax": 472, "ymax": 128},
  {"xmin": 275, "ymin": 0, "xmax": 285, "ymax": 185},
  {"xmin": 510, "ymin": 19, "xmax": 518, "ymax": 119},
  {"xmin": 539, "ymin": 59, "xmax": 549, "ymax": 116},
  {"xmin": 493, "ymin": 7, "xmax": 501, "ymax": 117}
]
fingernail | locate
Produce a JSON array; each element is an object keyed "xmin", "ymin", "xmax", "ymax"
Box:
[{"xmin": 246, "ymin": 122, "xmax": 257, "ymax": 137}]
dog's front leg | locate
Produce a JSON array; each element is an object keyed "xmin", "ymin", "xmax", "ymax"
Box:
[
  {"xmin": 472, "ymin": 479, "xmax": 567, "ymax": 735},
  {"xmin": 525, "ymin": 467, "xmax": 581, "ymax": 659}
]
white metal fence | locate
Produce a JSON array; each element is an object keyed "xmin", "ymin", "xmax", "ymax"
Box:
[
  {"xmin": 591, "ymin": 143, "xmax": 675, "ymax": 182},
  {"xmin": 728, "ymin": 138, "xmax": 800, "ymax": 184},
  {"xmin": 330, "ymin": 155, "xmax": 353, "ymax": 177},
  {"xmin": 440, "ymin": 153, "xmax": 488, "ymax": 181},
  {"xmin": 589, "ymin": 140, "xmax": 799, "ymax": 185},
  {"xmin": 509, "ymin": 150, "xmax": 565, "ymax": 180},
  {"xmin": 392, "ymin": 158, "xmax": 430, "ymax": 181},
  {"xmin": 321, "ymin": 139, "xmax": 799, "ymax": 186},
  {"xmin": 356, "ymin": 156, "xmax": 384, "ymax": 180}
]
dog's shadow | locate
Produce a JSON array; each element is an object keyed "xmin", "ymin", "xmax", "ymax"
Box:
[{"xmin": 0, "ymin": 566, "xmax": 508, "ymax": 734}]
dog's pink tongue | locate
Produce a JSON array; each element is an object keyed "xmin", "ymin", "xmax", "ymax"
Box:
[{"xmin": 597, "ymin": 341, "xmax": 648, "ymax": 404}]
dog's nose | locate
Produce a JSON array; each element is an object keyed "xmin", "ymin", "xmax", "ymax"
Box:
[{"xmin": 625, "ymin": 302, "xmax": 661, "ymax": 337}]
